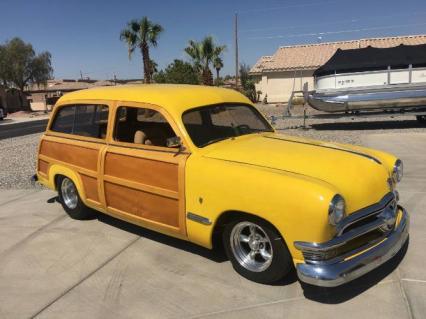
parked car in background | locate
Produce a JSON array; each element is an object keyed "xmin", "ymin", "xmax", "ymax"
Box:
[
  {"xmin": 33, "ymin": 84, "xmax": 409, "ymax": 286},
  {"xmin": 0, "ymin": 106, "xmax": 6, "ymax": 120}
]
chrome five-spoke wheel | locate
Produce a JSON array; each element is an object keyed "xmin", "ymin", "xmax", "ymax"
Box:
[
  {"xmin": 58, "ymin": 176, "xmax": 94, "ymax": 220},
  {"xmin": 223, "ymin": 216, "xmax": 293, "ymax": 284},
  {"xmin": 61, "ymin": 177, "xmax": 78, "ymax": 209},
  {"xmin": 230, "ymin": 221, "xmax": 273, "ymax": 272}
]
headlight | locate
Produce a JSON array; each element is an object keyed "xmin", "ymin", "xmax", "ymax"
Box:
[
  {"xmin": 393, "ymin": 159, "xmax": 403, "ymax": 183},
  {"xmin": 328, "ymin": 194, "xmax": 346, "ymax": 226}
]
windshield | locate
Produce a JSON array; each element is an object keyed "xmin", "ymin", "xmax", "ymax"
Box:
[{"xmin": 182, "ymin": 104, "xmax": 274, "ymax": 147}]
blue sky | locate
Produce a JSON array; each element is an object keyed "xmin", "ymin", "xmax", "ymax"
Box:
[{"xmin": 1, "ymin": 0, "xmax": 426, "ymax": 80}]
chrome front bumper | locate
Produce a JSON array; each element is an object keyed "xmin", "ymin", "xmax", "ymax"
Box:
[{"xmin": 296, "ymin": 206, "xmax": 409, "ymax": 287}]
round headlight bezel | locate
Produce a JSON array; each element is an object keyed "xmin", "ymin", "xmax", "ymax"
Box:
[
  {"xmin": 328, "ymin": 194, "xmax": 346, "ymax": 226},
  {"xmin": 393, "ymin": 159, "xmax": 403, "ymax": 183}
]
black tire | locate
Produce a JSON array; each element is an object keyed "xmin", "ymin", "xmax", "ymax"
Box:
[
  {"xmin": 223, "ymin": 215, "xmax": 293, "ymax": 284},
  {"xmin": 57, "ymin": 176, "xmax": 95, "ymax": 220},
  {"xmin": 416, "ymin": 115, "xmax": 426, "ymax": 123}
]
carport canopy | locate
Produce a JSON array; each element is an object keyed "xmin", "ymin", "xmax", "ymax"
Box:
[{"xmin": 314, "ymin": 43, "xmax": 426, "ymax": 77}]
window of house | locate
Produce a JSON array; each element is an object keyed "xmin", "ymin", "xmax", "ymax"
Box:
[
  {"xmin": 50, "ymin": 104, "xmax": 108, "ymax": 139},
  {"xmin": 114, "ymin": 106, "xmax": 177, "ymax": 147}
]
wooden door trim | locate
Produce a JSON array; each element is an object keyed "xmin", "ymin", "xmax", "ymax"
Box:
[
  {"xmin": 38, "ymin": 154, "xmax": 98, "ymax": 178},
  {"xmin": 98, "ymin": 145, "xmax": 108, "ymax": 207},
  {"xmin": 103, "ymin": 175, "xmax": 179, "ymax": 200},
  {"xmin": 106, "ymin": 205, "xmax": 185, "ymax": 239}
]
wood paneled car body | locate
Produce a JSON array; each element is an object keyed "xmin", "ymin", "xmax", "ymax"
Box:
[{"xmin": 35, "ymin": 84, "xmax": 409, "ymax": 286}]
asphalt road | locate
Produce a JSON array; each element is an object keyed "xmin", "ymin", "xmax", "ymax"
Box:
[
  {"xmin": 0, "ymin": 133, "xmax": 425, "ymax": 318},
  {"xmin": 0, "ymin": 119, "xmax": 48, "ymax": 140}
]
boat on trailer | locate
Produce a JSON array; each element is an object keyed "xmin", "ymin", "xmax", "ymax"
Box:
[{"xmin": 308, "ymin": 44, "xmax": 426, "ymax": 114}]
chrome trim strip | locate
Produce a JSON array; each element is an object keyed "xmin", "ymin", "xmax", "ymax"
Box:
[
  {"xmin": 336, "ymin": 192, "xmax": 395, "ymax": 235},
  {"xmin": 296, "ymin": 206, "xmax": 409, "ymax": 287},
  {"xmin": 263, "ymin": 136, "xmax": 382, "ymax": 164},
  {"xmin": 294, "ymin": 217, "xmax": 387, "ymax": 253},
  {"xmin": 187, "ymin": 212, "xmax": 212, "ymax": 225}
]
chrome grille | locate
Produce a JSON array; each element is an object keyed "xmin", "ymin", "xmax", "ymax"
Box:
[
  {"xmin": 337, "ymin": 192, "xmax": 396, "ymax": 235},
  {"xmin": 295, "ymin": 192, "xmax": 399, "ymax": 264}
]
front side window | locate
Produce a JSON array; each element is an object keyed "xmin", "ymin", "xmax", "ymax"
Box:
[
  {"xmin": 114, "ymin": 106, "xmax": 177, "ymax": 147},
  {"xmin": 182, "ymin": 104, "xmax": 273, "ymax": 147},
  {"xmin": 50, "ymin": 104, "xmax": 109, "ymax": 139}
]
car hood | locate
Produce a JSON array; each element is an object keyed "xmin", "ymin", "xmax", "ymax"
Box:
[{"xmin": 202, "ymin": 132, "xmax": 391, "ymax": 213}]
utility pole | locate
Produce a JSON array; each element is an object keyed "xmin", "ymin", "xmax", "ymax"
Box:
[
  {"xmin": 79, "ymin": 70, "xmax": 83, "ymax": 80},
  {"xmin": 234, "ymin": 12, "xmax": 239, "ymax": 89}
]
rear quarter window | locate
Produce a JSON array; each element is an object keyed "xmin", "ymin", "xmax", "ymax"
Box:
[
  {"xmin": 50, "ymin": 104, "xmax": 109, "ymax": 139},
  {"xmin": 50, "ymin": 105, "xmax": 76, "ymax": 134}
]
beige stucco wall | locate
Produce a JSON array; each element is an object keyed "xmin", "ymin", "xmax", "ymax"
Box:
[{"xmin": 255, "ymin": 70, "xmax": 314, "ymax": 103}]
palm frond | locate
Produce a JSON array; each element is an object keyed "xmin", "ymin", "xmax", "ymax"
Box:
[
  {"xmin": 149, "ymin": 24, "xmax": 164, "ymax": 47},
  {"xmin": 120, "ymin": 29, "xmax": 137, "ymax": 60}
]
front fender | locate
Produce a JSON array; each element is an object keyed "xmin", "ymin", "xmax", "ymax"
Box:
[{"xmin": 185, "ymin": 155, "xmax": 338, "ymax": 260}]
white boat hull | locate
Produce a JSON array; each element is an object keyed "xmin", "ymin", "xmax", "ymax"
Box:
[{"xmin": 308, "ymin": 84, "xmax": 426, "ymax": 113}]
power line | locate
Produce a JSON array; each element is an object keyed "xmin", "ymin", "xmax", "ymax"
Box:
[
  {"xmin": 247, "ymin": 22, "xmax": 426, "ymax": 40},
  {"xmin": 241, "ymin": 19, "xmax": 359, "ymax": 33},
  {"xmin": 240, "ymin": 11, "xmax": 426, "ymax": 33},
  {"xmin": 238, "ymin": 0, "xmax": 339, "ymax": 14}
]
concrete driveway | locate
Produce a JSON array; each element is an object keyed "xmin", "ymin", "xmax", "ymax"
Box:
[{"xmin": 0, "ymin": 133, "xmax": 425, "ymax": 319}]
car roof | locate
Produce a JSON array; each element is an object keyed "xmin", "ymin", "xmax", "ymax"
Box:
[{"xmin": 57, "ymin": 84, "xmax": 252, "ymax": 117}]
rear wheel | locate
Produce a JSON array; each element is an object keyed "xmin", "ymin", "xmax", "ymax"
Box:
[
  {"xmin": 416, "ymin": 115, "xmax": 426, "ymax": 123},
  {"xmin": 57, "ymin": 176, "xmax": 95, "ymax": 220},
  {"xmin": 223, "ymin": 216, "xmax": 293, "ymax": 284}
]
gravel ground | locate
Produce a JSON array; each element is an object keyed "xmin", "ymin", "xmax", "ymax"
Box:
[
  {"xmin": 257, "ymin": 103, "xmax": 426, "ymax": 145},
  {"xmin": 1, "ymin": 105, "xmax": 425, "ymax": 190},
  {"xmin": 0, "ymin": 133, "xmax": 44, "ymax": 189}
]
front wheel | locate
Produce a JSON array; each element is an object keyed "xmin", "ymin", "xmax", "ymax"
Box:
[
  {"xmin": 223, "ymin": 216, "xmax": 293, "ymax": 284},
  {"xmin": 57, "ymin": 176, "xmax": 95, "ymax": 220}
]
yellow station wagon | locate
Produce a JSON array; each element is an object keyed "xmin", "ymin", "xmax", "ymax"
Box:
[{"xmin": 34, "ymin": 84, "xmax": 409, "ymax": 286}]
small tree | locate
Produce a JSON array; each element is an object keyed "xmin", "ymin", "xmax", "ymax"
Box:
[
  {"xmin": 239, "ymin": 63, "xmax": 257, "ymax": 102},
  {"xmin": 213, "ymin": 57, "xmax": 223, "ymax": 80},
  {"xmin": 149, "ymin": 59, "xmax": 158, "ymax": 79},
  {"xmin": 0, "ymin": 38, "xmax": 53, "ymax": 108},
  {"xmin": 153, "ymin": 59, "xmax": 199, "ymax": 84}
]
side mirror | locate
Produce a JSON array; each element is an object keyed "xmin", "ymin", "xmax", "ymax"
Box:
[{"xmin": 166, "ymin": 136, "xmax": 182, "ymax": 148}]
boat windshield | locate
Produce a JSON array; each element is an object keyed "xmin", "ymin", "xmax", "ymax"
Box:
[{"xmin": 182, "ymin": 104, "xmax": 273, "ymax": 148}]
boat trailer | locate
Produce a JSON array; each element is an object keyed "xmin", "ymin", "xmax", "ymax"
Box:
[{"xmin": 268, "ymin": 85, "xmax": 426, "ymax": 128}]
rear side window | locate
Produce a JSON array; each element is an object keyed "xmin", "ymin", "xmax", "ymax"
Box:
[
  {"xmin": 51, "ymin": 104, "xmax": 109, "ymax": 139},
  {"xmin": 50, "ymin": 105, "xmax": 76, "ymax": 134}
]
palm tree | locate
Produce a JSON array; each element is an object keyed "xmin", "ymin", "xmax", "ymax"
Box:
[
  {"xmin": 185, "ymin": 36, "xmax": 226, "ymax": 86},
  {"xmin": 213, "ymin": 57, "xmax": 224, "ymax": 80},
  {"xmin": 120, "ymin": 17, "xmax": 163, "ymax": 83}
]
